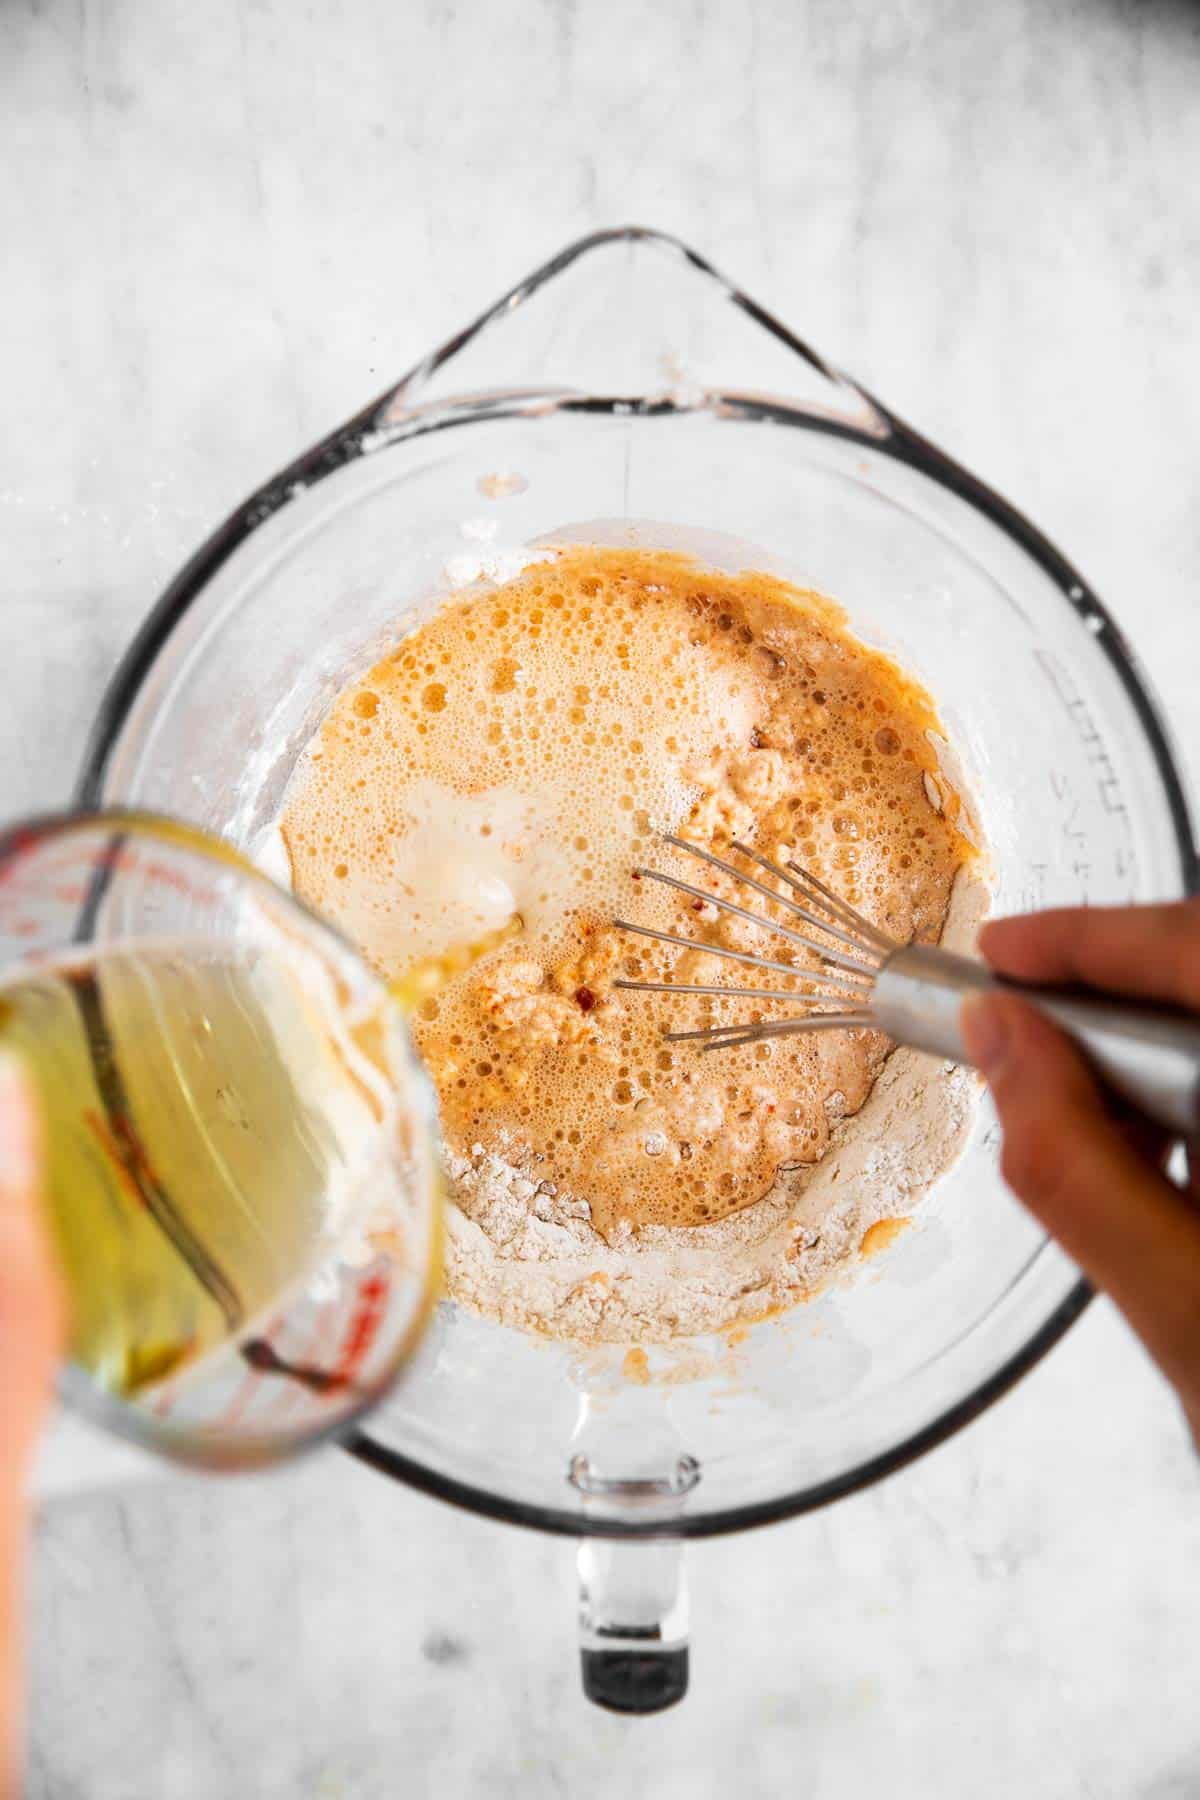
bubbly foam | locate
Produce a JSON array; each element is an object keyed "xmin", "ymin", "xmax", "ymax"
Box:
[{"xmin": 280, "ymin": 548, "xmax": 974, "ymax": 1237}]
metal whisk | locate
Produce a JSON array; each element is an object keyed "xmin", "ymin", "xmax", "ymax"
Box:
[{"xmin": 614, "ymin": 835, "xmax": 1200, "ymax": 1137}]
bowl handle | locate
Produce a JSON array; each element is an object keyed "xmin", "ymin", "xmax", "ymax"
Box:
[
  {"xmin": 568, "ymin": 1445, "xmax": 698, "ymax": 1713},
  {"xmin": 577, "ymin": 1535, "xmax": 689, "ymax": 1714}
]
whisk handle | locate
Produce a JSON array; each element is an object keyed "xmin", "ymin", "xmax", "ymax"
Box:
[{"xmin": 874, "ymin": 944, "xmax": 1200, "ymax": 1138}]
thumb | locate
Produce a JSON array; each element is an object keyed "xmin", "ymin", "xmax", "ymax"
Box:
[
  {"xmin": 0, "ymin": 1057, "xmax": 62, "ymax": 1456},
  {"xmin": 961, "ymin": 991, "xmax": 1200, "ymax": 1409}
]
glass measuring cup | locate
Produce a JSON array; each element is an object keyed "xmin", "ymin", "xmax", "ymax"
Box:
[
  {"xmin": 78, "ymin": 228, "xmax": 1197, "ymax": 1706},
  {"xmin": 0, "ymin": 810, "xmax": 442, "ymax": 1469}
]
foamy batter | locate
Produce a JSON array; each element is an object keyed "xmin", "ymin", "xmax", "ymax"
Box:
[{"xmin": 280, "ymin": 546, "xmax": 981, "ymax": 1339}]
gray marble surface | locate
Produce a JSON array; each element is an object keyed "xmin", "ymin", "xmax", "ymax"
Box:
[{"xmin": 5, "ymin": 0, "xmax": 1200, "ymax": 1793}]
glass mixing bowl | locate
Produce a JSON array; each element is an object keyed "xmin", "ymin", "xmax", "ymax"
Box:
[{"xmin": 79, "ymin": 228, "xmax": 1197, "ymax": 1711}]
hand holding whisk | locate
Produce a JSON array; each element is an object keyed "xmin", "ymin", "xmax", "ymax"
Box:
[{"xmin": 615, "ymin": 836, "xmax": 1200, "ymax": 1137}]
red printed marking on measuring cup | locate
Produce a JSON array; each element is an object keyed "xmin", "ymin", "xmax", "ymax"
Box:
[
  {"xmin": 333, "ymin": 1268, "xmax": 392, "ymax": 1383},
  {"xmin": 83, "ymin": 1109, "xmax": 153, "ymax": 1210}
]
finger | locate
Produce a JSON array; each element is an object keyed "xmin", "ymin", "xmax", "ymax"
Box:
[
  {"xmin": 961, "ymin": 991, "xmax": 1200, "ymax": 1405},
  {"xmin": 0, "ymin": 1058, "xmax": 61, "ymax": 1798},
  {"xmin": 0, "ymin": 1057, "xmax": 63, "ymax": 1452},
  {"xmin": 978, "ymin": 898, "xmax": 1200, "ymax": 1010}
]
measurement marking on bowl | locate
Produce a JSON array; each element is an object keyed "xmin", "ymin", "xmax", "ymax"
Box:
[
  {"xmin": 1034, "ymin": 652, "xmax": 1139, "ymax": 889},
  {"xmin": 1034, "ymin": 649, "xmax": 1131, "ymax": 820}
]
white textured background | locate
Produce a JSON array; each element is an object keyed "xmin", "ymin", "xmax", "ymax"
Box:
[{"xmin": 5, "ymin": 2, "xmax": 1200, "ymax": 1795}]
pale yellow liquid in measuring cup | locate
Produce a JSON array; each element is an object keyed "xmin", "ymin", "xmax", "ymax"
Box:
[{"xmin": 0, "ymin": 944, "xmax": 397, "ymax": 1397}]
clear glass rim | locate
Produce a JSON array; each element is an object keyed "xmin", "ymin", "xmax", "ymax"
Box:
[
  {"xmin": 0, "ymin": 806, "xmax": 443, "ymax": 1472},
  {"xmin": 74, "ymin": 227, "xmax": 1198, "ymax": 1520}
]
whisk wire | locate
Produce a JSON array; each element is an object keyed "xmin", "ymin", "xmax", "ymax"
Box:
[
  {"xmin": 676, "ymin": 1013, "xmax": 874, "ymax": 1050},
  {"xmin": 611, "ymin": 918, "xmax": 830, "ymax": 981},
  {"xmin": 728, "ymin": 841, "xmax": 896, "ymax": 954},
  {"xmin": 615, "ymin": 839, "xmax": 900, "ymax": 1051},
  {"xmin": 632, "ymin": 863, "xmax": 880, "ymax": 978},
  {"xmin": 612, "ymin": 977, "xmax": 868, "ymax": 1003},
  {"xmin": 786, "ymin": 862, "xmax": 895, "ymax": 953},
  {"xmin": 660, "ymin": 834, "xmax": 884, "ymax": 962}
]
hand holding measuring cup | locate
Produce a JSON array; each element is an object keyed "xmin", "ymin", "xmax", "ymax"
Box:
[{"xmin": 0, "ymin": 811, "xmax": 442, "ymax": 1470}]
